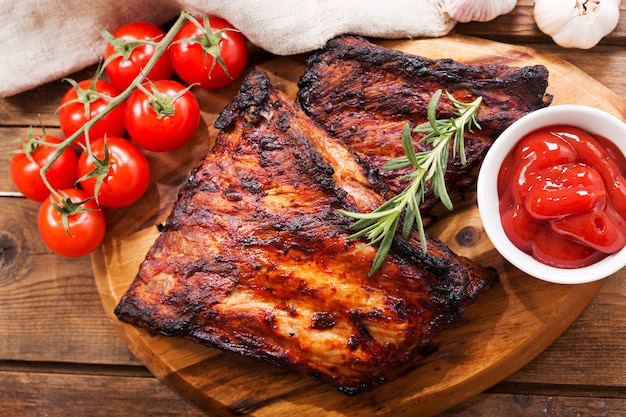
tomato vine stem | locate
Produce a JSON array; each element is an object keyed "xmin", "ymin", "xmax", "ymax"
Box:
[{"xmin": 38, "ymin": 10, "xmax": 194, "ymax": 200}]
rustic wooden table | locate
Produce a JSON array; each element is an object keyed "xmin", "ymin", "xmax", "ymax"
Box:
[{"xmin": 1, "ymin": 2, "xmax": 625, "ymax": 415}]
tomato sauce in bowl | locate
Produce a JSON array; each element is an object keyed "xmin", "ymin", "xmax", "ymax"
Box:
[
  {"xmin": 477, "ymin": 105, "xmax": 626, "ymax": 284},
  {"xmin": 498, "ymin": 126, "xmax": 626, "ymax": 268}
]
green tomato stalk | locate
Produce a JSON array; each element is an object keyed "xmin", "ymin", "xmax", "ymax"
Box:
[{"xmin": 37, "ymin": 11, "xmax": 196, "ymax": 203}]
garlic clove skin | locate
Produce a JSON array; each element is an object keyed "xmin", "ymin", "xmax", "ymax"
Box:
[
  {"xmin": 445, "ymin": 0, "xmax": 518, "ymax": 23},
  {"xmin": 534, "ymin": 0, "xmax": 621, "ymax": 49}
]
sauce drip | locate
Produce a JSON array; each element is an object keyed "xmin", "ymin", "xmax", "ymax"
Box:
[{"xmin": 498, "ymin": 125, "xmax": 626, "ymax": 268}]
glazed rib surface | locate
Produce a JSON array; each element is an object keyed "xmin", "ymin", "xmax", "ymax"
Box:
[
  {"xmin": 297, "ymin": 35, "xmax": 552, "ymax": 214},
  {"xmin": 115, "ymin": 71, "xmax": 498, "ymax": 394}
]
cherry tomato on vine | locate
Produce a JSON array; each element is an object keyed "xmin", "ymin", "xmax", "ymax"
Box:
[
  {"xmin": 58, "ymin": 79, "xmax": 126, "ymax": 147},
  {"xmin": 169, "ymin": 15, "xmax": 247, "ymax": 89},
  {"xmin": 103, "ymin": 21, "xmax": 174, "ymax": 91},
  {"xmin": 125, "ymin": 79, "xmax": 200, "ymax": 152},
  {"xmin": 38, "ymin": 188, "xmax": 106, "ymax": 258},
  {"xmin": 77, "ymin": 136, "xmax": 150, "ymax": 208},
  {"xmin": 10, "ymin": 134, "xmax": 79, "ymax": 202}
]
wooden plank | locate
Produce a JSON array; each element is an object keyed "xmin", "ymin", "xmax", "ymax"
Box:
[
  {"xmin": 0, "ymin": 66, "xmax": 98, "ymax": 127},
  {"xmin": 507, "ymin": 274, "xmax": 626, "ymax": 387},
  {"xmin": 528, "ymin": 44, "xmax": 626, "ymax": 101},
  {"xmin": 441, "ymin": 390, "xmax": 626, "ymax": 416},
  {"xmin": 0, "ymin": 370, "xmax": 206, "ymax": 417},
  {"xmin": 0, "ymin": 196, "xmax": 139, "ymax": 365},
  {"xmin": 2, "ymin": 367, "xmax": 626, "ymax": 417},
  {"xmin": 456, "ymin": 0, "xmax": 626, "ymax": 44}
]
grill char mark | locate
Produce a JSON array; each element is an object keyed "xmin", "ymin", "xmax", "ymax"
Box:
[
  {"xmin": 115, "ymin": 69, "xmax": 498, "ymax": 395},
  {"xmin": 297, "ymin": 35, "xmax": 552, "ymax": 218}
]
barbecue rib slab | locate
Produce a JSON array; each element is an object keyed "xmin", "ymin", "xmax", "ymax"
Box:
[
  {"xmin": 297, "ymin": 35, "xmax": 552, "ymax": 215},
  {"xmin": 114, "ymin": 70, "xmax": 498, "ymax": 394}
]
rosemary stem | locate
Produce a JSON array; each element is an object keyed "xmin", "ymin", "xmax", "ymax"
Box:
[{"xmin": 342, "ymin": 90, "xmax": 482, "ymax": 276}]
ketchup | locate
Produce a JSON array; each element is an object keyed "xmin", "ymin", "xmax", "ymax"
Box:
[{"xmin": 498, "ymin": 125, "xmax": 626, "ymax": 268}]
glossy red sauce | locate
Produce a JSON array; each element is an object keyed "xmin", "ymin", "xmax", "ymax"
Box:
[{"xmin": 498, "ymin": 125, "xmax": 626, "ymax": 268}]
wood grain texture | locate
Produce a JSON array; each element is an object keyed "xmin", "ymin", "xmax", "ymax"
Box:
[
  {"xmin": 1, "ymin": 2, "xmax": 625, "ymax": 414},
  {"xmin": 0, "ymin": 369, "xmax": 206, "ymax": 416},
  {"xmin": 440, "ymin": 390, "xmax": 626, "ymax": 416},
  {"xmin": 455, "ymin": 0, "xmax": 626, "ymax": 45},
  {"xmin": 508, "ymin": 272, "xmax": 626, "ymax": 387},
  {"xmin": 91, "ymin": 35, "xmax": 624, "ymax": 416},
  {"xmin": 4, "ymin": 368, "xmax": 625, "ymax": 417},
  {"xmin": 0, "ymin": 197, "xmax": 138, "ymax": 365}
]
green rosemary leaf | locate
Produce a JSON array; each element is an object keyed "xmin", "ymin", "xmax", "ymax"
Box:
[
  {"xmin": 383, "ymin": 156, "xmax": 412, "ymax": 171},
  {"xmin": 339, "ymin": 89, "xmax": 483, "ymax": 276},
  {"xmin": 370, "ymin": 214, "xmax": 399, "ymax": 274},
  {"xmin": 427, "ymin": 89, "xmax": 443, "ymax": 136},
  {"xmin": 403, "ymin": 192, "xmax": 421, "ymax": 239},
  {"xmin": 401, "ymin": 123, "xmax": 419, "ymax": 167}
]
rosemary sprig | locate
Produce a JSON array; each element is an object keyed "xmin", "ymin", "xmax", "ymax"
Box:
[{"xmin": 339, "ymin": 89, "xmax": 482, "ymax": 275}]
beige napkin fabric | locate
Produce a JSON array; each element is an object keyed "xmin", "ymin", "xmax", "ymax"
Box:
[{"xmin": 0, "ymin": 0, "xmax": 454, "ymax": 97}]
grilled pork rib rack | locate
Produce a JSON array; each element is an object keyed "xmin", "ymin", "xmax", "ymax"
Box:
[
  {"xmin": 115, "ymin": 70, "xmax": 499, "ymax": 394},
  {"xmin": 297, "ymin": 35, "xmax": 552, "ymax": 219}
]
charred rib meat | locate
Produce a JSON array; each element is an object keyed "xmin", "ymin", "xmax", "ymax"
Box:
[
  {"xmin": 115, "ymin": 71, "xmax": 498, "ymax": 394},
  {"xmin": 297, "ymin": 35, "xmax": 552, "ymax": 214}
]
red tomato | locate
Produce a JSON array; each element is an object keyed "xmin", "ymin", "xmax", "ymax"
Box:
[
  {"xmin": 38, "ymin": 188, "xmax": 106, "ymax": 258},
  {"xmin": 104, "ymin": 21, "xmax": 174, "ymax": 91},
  {"xmin": 77, "ymin": 136, "xmax": 150, "ymax": 208},
  {"xmin": 10, "ymin": 134, "xmax": 79, "ymax": 202},
  {"xmin": 125, "ymin": 80, "xmax": 200, "ymax": 152},
  {"xmin": 169, "ymin": 16, "xmax": 247, "ymax": 89},
  {"xmin": 58, "ymin": 79, "xmax": 126, "ymax": 147}
]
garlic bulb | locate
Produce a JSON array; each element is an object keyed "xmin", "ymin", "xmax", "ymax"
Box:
[
  {"xmin": 534, "ymin": 0, "xmax": 621, "ymax": 49},
  {"xmin": 445, "ymin": 0, "xmax": 518, "ymax": 23}
]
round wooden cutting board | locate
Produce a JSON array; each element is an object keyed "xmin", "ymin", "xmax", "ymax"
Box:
[{"xmin": 92, "ymin": 34, "xmax": 626, "ymax": 417}]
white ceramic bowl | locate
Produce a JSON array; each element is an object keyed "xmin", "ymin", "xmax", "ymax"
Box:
[{"xmin": 477, "ymin": 104, "xmax": 626, "ymax": 284}]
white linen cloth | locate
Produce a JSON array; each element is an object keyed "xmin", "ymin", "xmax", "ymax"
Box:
[{"xmin": 0, "ymin": 0, "xmax": 454, "ymax": 97}]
